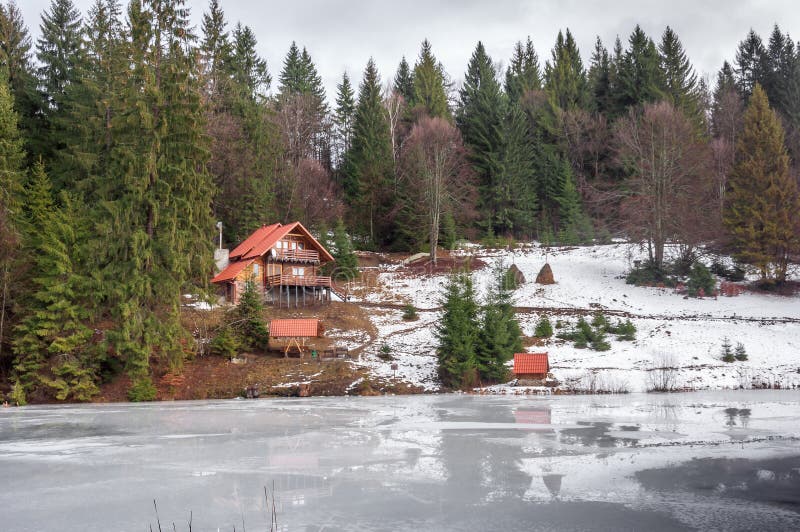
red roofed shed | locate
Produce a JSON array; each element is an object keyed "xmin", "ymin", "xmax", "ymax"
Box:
[
  {"xmin": 269, "ymin": 319, "xmax": 321, "ymax": 338},
  {"xmin": 268, "ymin": 319, "xmax": 322, "ymax": 358},
  {"xmin": 513, "ymin": 353, "xmax": 550, "ymax": 380}
]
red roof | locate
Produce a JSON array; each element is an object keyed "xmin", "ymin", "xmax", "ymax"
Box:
[
  {"xmin": 211, "ymin": 258, "xmax": 255, "ymax": 283},
  {"xmin": 228, "ymin": 222, "xmax": 334, "ymax": 262},
  {"xmin": 230, "ymin": 223, "xmax": 281, "ymax": 259},
  {"xmin": 243, "ymin": 223, "xmax": 297, "ymax": 259},
  {"xmin": 269, "ymin": 319, "xmax": 320, "ymax": 338},
  {"xmin": 513, "ymin": 353, "xmax": 549, "ymax": 375}
]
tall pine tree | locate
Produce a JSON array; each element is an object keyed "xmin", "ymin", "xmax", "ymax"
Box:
[
  {"xmin": 342, "ymin": 58, "xmax": 394, "ymax": 246},
  {"xmin": 544, "ymin": 29, "xmax": 588, "ymax": 110},
  {"xmin": 411, "ymin": 39, "xmax": 450, "ymax": 119},
  {"xmin": 505, "ymin": 36, "xmax": 541, "ymax": 103},
  {"xmin": 724, "ymin": 84, "xmax": 800, "ymax": 284}
]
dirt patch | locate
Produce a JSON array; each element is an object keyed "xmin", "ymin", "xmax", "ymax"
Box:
[{"xmin": 403, "ymin": 253, "xmax": 487, "ymax": 275}]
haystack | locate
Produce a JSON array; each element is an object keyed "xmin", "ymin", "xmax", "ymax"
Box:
[
  {"xmin": 507, "ymin": 264, "xmax": 526, "ymax": 286},
  {"xmin": 535, "ymin": 263, "xmax": 555, "ymax": 285}
]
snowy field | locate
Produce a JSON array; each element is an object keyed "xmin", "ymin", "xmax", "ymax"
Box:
[
  {"xmin": 1, "ymin": 392, "xmax": 798, "ymax": 531},
  {"xmin": 354, "ymin": 243, "xmax": 800, "ymax": 392}
]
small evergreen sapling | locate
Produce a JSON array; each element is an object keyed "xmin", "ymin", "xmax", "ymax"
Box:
[
  {"xmin": 720, "ymin": 337, "xmax": 735, "ymax": 363},
  {"xmin": 534, "ymin": 316, "xmax": 553, "ymax": 338},
  {"xmin": 734, "ymin": 342, "xmax": 748, "ymax": 361},
  {"xmin": 614, "ymin": 320, "xmax": 637, "ymax": 341},
  {"xmin": 687, "ymin": 262, "xmax": 716, "ymax": 297},
  {"xmin": 402, "ymin": 304, "xmax": 419, "ymax": 321}
]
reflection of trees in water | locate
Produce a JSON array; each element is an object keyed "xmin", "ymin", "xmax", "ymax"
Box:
[
  {"xmin": 559, "ymin": 422, "xmax": 639, "ymax": 448},
  {"xmin": 651, "ymin": 401, "xmax": 680, "ymax": 432},
  {"xmin": 438, "ymin": 402, "xmax": 533, "ymax": 506},
  {"xmin": 723, "ymin": 408, "xmax": 752, "ymax": 428}
]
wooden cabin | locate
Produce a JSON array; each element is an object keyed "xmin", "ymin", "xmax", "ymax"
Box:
[
  {"xmin": 211, "ymin": 222, "xmax": 335, "ymax": 306},
  {"xmin": 268, "ymin": 319, "xmax": 322, "ymax": 358},
  {"xmin": 513, "ymin": 353, "xmax": 550, "ymax": 380}
]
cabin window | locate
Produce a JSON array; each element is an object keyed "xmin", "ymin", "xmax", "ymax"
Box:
[
  {"xmin": 292, "ymin": 267, "xmax": 304, "ymax": 276},
  {"xmin": 253, "ymin": 264, "xmax": 259, "ymax": 276}
]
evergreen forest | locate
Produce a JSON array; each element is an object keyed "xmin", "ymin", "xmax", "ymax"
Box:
[{"xmin": 1, "ymin": 0, "xmax": 799, "ymax": 399}]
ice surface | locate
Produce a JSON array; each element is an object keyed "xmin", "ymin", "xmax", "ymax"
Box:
[{"xmin": 1, "ymin": 391, "xmax": 799, "ymax": 531}]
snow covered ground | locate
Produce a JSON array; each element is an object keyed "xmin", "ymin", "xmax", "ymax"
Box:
[{"xmin": 355, "ymin": 243, "xmax": 800, "ymax": 392}]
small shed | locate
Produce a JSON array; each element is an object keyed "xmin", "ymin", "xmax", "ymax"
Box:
[
  {"xmin": 268, "ymin": 319, "xmax": 323, "ymax": 358},
  {"xmin": 513, "ymin": 353, "xmax": 550, "ymax": 380}
]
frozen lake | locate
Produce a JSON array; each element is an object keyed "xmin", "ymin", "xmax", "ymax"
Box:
[{"xmin": 1, "ymin": 391, "xmax": 799, "ymax": 531}]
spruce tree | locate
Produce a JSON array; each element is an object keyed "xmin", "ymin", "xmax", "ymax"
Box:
[
  {"xmin": 229, "ymin": 23, "xmax": 270, "ymax": 102},
  {"xmin": 436, "ymin": 272, "xmax": 479, "ymax": 389},
  {"xmin": 764, "ymin": 25, "xmax": 796, "ymax": 118},
  {"xmin": 411, "ymin": 39, "xmax": 450, "ymax": 119},
  {"xmin": 456, "ymin": 42, "xmax": 505, "ymax": 228},
  {"xmin": 97, "ymin": 0, "xmax": 214, "ymax": 394},
  {"xmin": 735, "ymin": 29, "xmax": 768, "ymax": 100},
  {"xmin": 659, "ymin": 26, "xmax": 701, "ymax": 126},
  {"xmin": 52, "ymin": 0, "xmax": 125, "ymax": 193},
  {"xmin": 333, "ymin": 71, "xmax": 356, "ymax": 163},
  {"xmin": 0, "ymin": 72, "xmax": 25, "ymax": 367},
  {"xmin": 476, "ymin": 266, "xmax": 522, "ymax": 383},
  {"xmin": 36, "ymin": 0, "xmax": 83, "ymax": 113},
  {"xmin": 199, "ymin": 0, "xmax": 231, "ymax": 99},
  {"xmin": 544, "ymin": 29, "xmax": 588, "ymax": 110},
  {"xmin": 13, "ymin": 161, "xmax": 94, "ymax": 401},
  {"xmin": 505, "ymin": 36, "xmax": 541, "ymax": 103},
  {"xmin": 393, "ymin": 56, "xmax": 414, "ymax": 103},
  {"xmin": 616, "ymin": 25, "xmax": 664, "ymax": 110},
  {"xmin": 332, "ymin": 218, "xmax": 358, "ymax": 281},
  {"xmin": 342, "ymin": 58, "xmax": 393, "ymax": 246},
  {"xmin": 724, "ymin": 84, "xmax": 800, "ymax": 284},
  {"xmin": 588, "ymin": 36, "xmax": 613, "ymax": 114},
  {"xmin": 0, "ymin": 1, "xmax": 45, "ymax": 158}
]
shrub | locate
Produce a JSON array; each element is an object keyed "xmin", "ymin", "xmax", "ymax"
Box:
[
  {"xmin": 720, "ymin": 337, "xmax": 735, "ymax": 363},
  {"xmin": 626, "ymin": 260, "xmax": 677, "ymax": 287},
  {"xmin": 687, "ymin": 262, "xmax": 716, "ymax": 297},
  {"xmin": 10, "ymin": 381, "xmax": 26, "ymax": 406},
  {"xmin": 210, "ymin": 326, "xmax": 240, "ymax": 358},
  {"xmin": 402, "ymin": 304, "xmax": 419, "ymax": 321},
  {"xmin": 534, "ymin": 316, "xmax": 553, "ymax": 338},
  {"xmin": 711, "ymin": 260, "xmax": 746, "ymax": 282},
  {"xmin": 128, "ymin": 376, "xmax": 157, "ymax": 401},
  {"xmin": 734, "ymin": 342, "xmax": 748, "ymax": 361},
  {"xmin": 613, "ymin": 320, "xmax": 637, "ymax": 341},
  {"xmin": 591, "ymin": 337, "xmax": 611, "ymax": 351},
  {"xmin": 378, "ymin": 344, "xmax": 394, "ymax": 361},
  {"xmin": 591, "ymin": 312, "xmax": 610, "ymax": 331}
]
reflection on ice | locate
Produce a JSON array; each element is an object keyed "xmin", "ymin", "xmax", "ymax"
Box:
[{"xmin": 1, "ymin": 391, "xmax": 799, "ymax": 531}]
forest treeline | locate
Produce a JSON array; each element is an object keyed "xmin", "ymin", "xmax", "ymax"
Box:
[{"xmin": 0, "ymin": 0, "xmax": 798, "ymax": 401}]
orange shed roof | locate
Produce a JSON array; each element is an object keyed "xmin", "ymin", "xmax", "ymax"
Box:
[
  {"xmin": 269, "ymin": 319, "xmax": 320, "ymax": 338},
  {"xmin": 513, "ymin": 353, "xmax": 549, "ymax": 375},
  {"xmin": 211, "ymin": 258, "xmax": 255, "ymax": 284}
]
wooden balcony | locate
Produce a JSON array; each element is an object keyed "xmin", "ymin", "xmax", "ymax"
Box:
[
  {"xmin": 272, "ymin": 249, "xmax": 320, "ymax": 263},
  {"xmin": 266, "ymin": 274, "xmax": 331, "ymax": 288}
]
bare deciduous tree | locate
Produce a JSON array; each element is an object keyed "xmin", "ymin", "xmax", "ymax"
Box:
[
  {"xmin": 615, "ymin": 101, "xmax": 713, "ymax": 269},
  {"xmin": 399, "ymin": 117, "xmax": 472, "ymax": 263}
]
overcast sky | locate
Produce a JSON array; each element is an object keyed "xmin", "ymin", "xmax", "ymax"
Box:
[{"xmin": 19, "ymin": 0, "xmax": 800, "ymax": 99}]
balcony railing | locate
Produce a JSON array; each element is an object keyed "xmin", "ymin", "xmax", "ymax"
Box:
[
  {"xmin": 266, "ymin": 274, "xmax": 331, "ymax": 288},
  {"xmin": 272, "ymin": 249, "xmax": 320, "ymax": 263}
]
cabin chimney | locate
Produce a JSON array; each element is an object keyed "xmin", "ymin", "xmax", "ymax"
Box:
[{"xmin": 214, "ymin": 221, "xmax": 229, "ymax": 272}]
